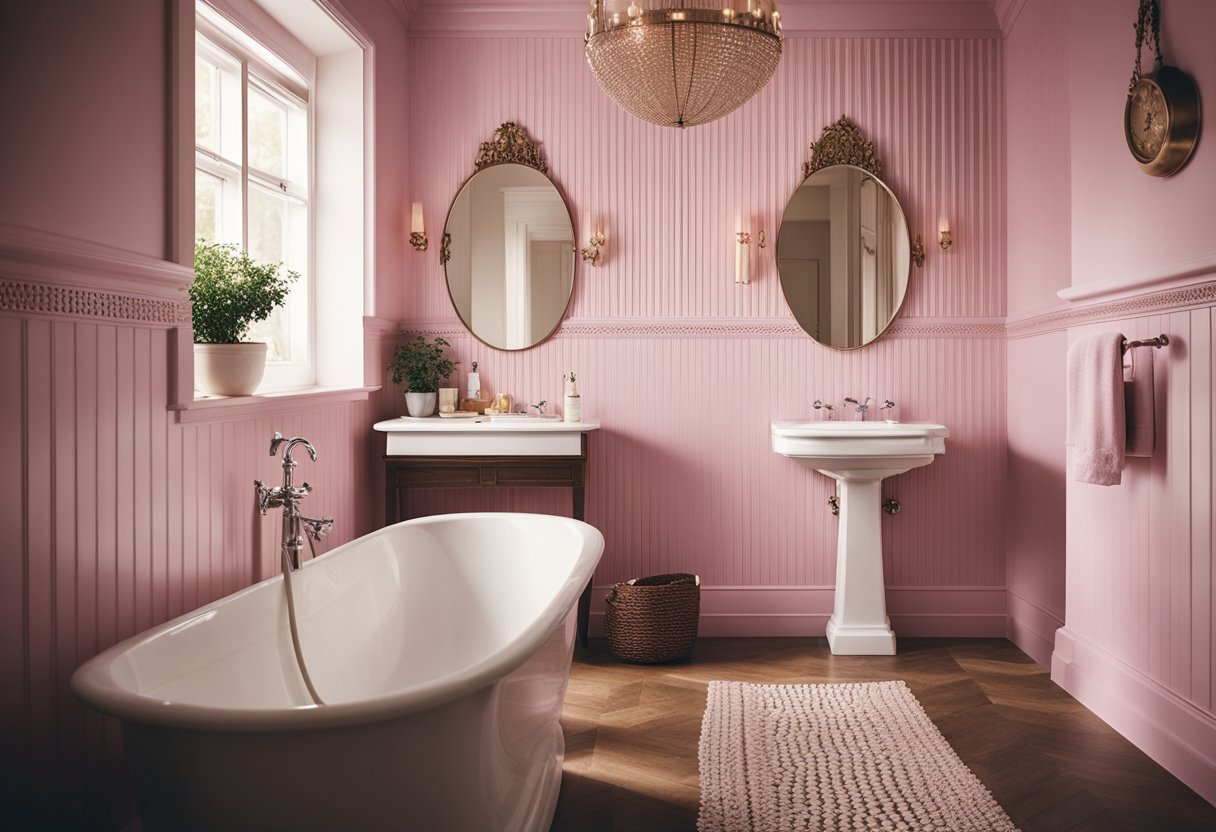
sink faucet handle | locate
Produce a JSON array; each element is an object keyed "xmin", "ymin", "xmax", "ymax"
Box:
[{"xmin": 269, "ymin": 432, "xmax": 285, "ymax": 457}]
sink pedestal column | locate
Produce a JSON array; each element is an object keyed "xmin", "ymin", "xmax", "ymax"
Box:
[{"xmin": 825, "ymin": 475, "xmax": 896, "ymax": 655}]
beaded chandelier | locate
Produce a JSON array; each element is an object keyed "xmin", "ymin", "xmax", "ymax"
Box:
[{"xmin": 585, "ymin": 1, "xmax": 783, "ymax": 129}]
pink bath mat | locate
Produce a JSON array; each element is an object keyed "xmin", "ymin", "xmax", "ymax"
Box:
[{"xmin": 698, "ymin": 680, "xmax": 1020, "ymax": 831}]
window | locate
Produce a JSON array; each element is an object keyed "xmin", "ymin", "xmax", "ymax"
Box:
[
  {"xmin": 183, "ymin": 0, "xmax": 370, "ymax": 403},
  {"xmin": 194, "ymin": 6, "xmax": 313, "ymax": 390}
]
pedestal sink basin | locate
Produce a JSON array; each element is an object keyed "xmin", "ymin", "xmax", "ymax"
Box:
[{"xmin": 771, "ymin": 420, "xmax": 949, "ymax": 655}]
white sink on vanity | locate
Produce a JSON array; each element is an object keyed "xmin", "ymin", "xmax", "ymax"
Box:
[
  {"xmin": 374, "ymin": 416, "xmax": 601, "ymax": 647},
  {"xmin": 771, "ymin": 420, "xmax": 949, "ymax": 655}
]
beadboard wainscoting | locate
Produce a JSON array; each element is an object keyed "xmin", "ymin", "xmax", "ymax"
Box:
[
  {"xmin": 402, "ymin": 29, "xmax": 1009, "ymax": 632},
  {"xmin": 0, "ymin": 231, "xmax": 408, "ymax": 829}
]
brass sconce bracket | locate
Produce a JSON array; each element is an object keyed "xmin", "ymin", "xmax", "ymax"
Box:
[
  {"xmin": 581, "ymin": 230, "xmax": 606, "ymax": 266},
  {"xmin": 439, "ymin": 232, "xmax": 451, "ymax": 265},
  {"xmin": 911, "ymin": 234, "xmax": 926, "ymax": 268},
  {"xmin": 939, "ymin": 229, "xmax": 953, "ymax": 251},
  {"xmin": 410, "ymin": 231, "xmax": 428, "ymax": 252}
]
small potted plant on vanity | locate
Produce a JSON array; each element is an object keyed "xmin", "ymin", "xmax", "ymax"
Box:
[
  {"xmin": 389, "ymin": 335, "xmax": 458, "ymax": 417},
  {"xmin": 190, "ymin": 241, "xmax": 299, "ymax": 397}
]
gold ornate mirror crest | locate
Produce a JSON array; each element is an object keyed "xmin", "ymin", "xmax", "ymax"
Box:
[
  {"xmin": 802, "ymin": 116, "xmax": 882, "ymax": 179},
  {"xmin": 474, "ymin": 122, "xmax": 548, "ymax": 174}
]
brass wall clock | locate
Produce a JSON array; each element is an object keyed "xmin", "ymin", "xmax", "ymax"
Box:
[{"xmin": 1124, "ymin": 0, "xmax": 1201, "ymax": 177}]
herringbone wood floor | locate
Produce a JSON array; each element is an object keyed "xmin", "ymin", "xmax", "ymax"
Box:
[{"xmin": 551, "ymin": 638, "xmax": 1216, "ymax": 832}]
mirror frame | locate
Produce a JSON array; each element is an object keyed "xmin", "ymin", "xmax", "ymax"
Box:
[
  {"xmin": 777, "ymin": 116, "xmax": 912, "ymax": 352},
  {"xmin": 440, "ymin": 123, "xmax": 577, "ymax": 352}
]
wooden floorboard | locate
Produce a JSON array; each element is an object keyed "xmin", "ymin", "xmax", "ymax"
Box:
[{"xmin": 550, "ymin": 637, "xmax": 1216, "ymax": 832}]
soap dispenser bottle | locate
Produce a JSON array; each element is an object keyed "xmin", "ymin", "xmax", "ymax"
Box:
[{"xmin": 563, "ymin": 372, "xmax": 581, "ymax": 423}]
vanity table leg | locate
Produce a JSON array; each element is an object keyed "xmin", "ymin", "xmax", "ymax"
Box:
[
  {"xmin": 573, "ymin": 482, "xmax": 590, "ymax": 647},
  {"xmin": 384, "ymin": 464, "xmax": 401, "ymax": 526}
]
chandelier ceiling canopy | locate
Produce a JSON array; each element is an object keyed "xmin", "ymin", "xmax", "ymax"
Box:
[{"xmin": 585, "ymin": 1, "xmax": 783, "ymax": 129}]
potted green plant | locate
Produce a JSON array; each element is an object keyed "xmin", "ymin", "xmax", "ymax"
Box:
[
  {"xmin": 389, "ymin": 336, "xmax": 458, "ymax": 417},
  {"xmin": 190, "ymin": 241, "xmax": 299, "ymax": 396}
]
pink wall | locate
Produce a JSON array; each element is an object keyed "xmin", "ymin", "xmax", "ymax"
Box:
[
  {"xmin": 1052, "ymin": 0, "xmax": 1216, "ymax": 805},
  {"xmin": 1002, "ymin": 0, "xmax": 1070, "ymax": 665},
  {"xmin": 0, "ymin": 0, "xmax": 411, "ymax": 827},
  {"xmin": 1005, "ymin": 0, "xmax": 1216, "ymax": 804},
  {"xmin": 401, "ymin": 30, "xmax": 1010, "ymax": 633},
  {"xmin": 1067, "ymin": 0, "xmax": 1216, "ymax": 289}
]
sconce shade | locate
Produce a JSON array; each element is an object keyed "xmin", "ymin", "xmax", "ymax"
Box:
[
  {"xmin": 411, "ymin": 202, "xmax": 425, "ymax": 234},
  {"xmin": 586, "ymin": 2, "xmax": 782, "ymax": 129}
]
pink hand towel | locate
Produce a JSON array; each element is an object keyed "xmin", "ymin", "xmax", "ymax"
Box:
[
  {"xmin": 1124, "ymin": 345, "xmax": 1155, "ymax": 457},
  {"xmin": 1066, "ymin": 331, "xmax": 1126, "ymax": 485}
]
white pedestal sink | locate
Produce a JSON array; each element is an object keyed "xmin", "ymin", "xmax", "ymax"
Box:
[{"xmin": 771, "ymin": 420, "xmax": 949, "ymax": 655}]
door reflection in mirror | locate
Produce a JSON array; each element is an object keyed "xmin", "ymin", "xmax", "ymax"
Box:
[
  {"xmin": 444, "ymin": 163, "xmax": 575, "ymax": 350},
  {"xmin": 777, "ymin": 164, "xmax": 910, "ymax": 350}
]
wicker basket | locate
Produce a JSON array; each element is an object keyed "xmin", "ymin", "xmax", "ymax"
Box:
[{"xmin": 604, "ymin": 573, "xmax": 700, "ymax": 663}]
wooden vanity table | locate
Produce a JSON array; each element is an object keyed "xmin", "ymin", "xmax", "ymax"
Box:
[{"xmin": 374, "ymin": 417, "xmax": 601, "ymax": 647}]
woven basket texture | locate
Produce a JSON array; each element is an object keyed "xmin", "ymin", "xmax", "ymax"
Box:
[{"xmin": 604, "ymin": 573, "xmax": 700, "ymax": 663}]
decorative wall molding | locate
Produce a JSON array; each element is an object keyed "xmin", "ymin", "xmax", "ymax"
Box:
[
  {"xmin": 401, "ymin": 316, "xmax": 1007, "ymax": 341},
  {"xmin": 1059, "ymin": 252, "xmax": 1216, "ymax": 305},
  {"xmin": 1053, "ymin": 628, "xmax": 1216, "ymax": 806},
  {"xmin": 1007, "ymin": 279, "xmax": 1216, "ymax": 339},
  {"xmin": 0, "ymin": 224, "xmax": 192, "ymax": 326},
  {"xmin": 406, "ymin": 0, "xmax": 1002, "ymax": 38},
  {"xmin": 0, "ymin": 278, "xmax": 191, "ymax": 327},
  {"xmin": 0, "ymin": 223, "xmax": 192, "ymax": 298},
  {"xmin": 1006, "ymin": 588, "xmax": 1064, "ymax": 669},
  {"xmin": 993, "ymin": 0, "xmax": 1030, "ymax": 35},
  {"xmin": 586, "ymin": 584, "xmax": 1009, "ymax": 638}
]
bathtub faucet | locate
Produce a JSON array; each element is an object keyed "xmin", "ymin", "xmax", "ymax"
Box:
[{"xmin": 256, "ymin": 433, "xmax": 334, "ymax": 571}]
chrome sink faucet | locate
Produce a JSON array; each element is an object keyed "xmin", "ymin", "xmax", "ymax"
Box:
[
  {"xmin": 255, "ymin": 432, "xmax": 334, "ymax": 571},
  {"xmin": 844, "ymin": 396, "xmax": 874, "ymax": 419}
]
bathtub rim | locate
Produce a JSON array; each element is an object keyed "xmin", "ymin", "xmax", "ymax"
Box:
[{"xmin": 70, "ymin": 512, "xmax": 604, "ymax": 733}]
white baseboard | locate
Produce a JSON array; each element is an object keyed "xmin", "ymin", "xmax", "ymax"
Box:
[{"xmin": 1052, "ymin": 627, "xmax": 1216, "ymax": 805}]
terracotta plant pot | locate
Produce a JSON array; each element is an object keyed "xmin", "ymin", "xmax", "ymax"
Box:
[
  {"xmin": 405, "ymin": 391, "xmax": 437, "ymax": 417},
  {"xmin": 193, "ymin": 342, "xmax": 268, "ymax": 397}
]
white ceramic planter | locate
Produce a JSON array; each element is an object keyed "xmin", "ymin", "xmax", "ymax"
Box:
[
  {"xmin": 405, "ymin": 391, "xmax": 437, "ymax": 417},
  {"xmin": 194, "ymin": 342, "xmax": 268, "ymax": 397}
]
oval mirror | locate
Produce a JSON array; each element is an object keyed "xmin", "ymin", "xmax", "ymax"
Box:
[
  {"xmin": 777, "ymin": 164, "xmax": 911, "ymax": 350},
  {"xmin": 443, "ymin": 163, "xmax": 576, "ymax": 350}
]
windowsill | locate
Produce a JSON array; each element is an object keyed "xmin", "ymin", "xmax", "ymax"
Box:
[{"xmin": 175, "ymin": 385, "xmax": 379, "ymax": 424}]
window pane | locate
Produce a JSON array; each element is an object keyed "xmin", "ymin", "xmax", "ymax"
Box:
[
  {"xmin": 245, "ymin": 187, "xmax": 300, "ymax": 362},
  {"xmin": 195, "ymin": 57, "xmax": 215, "ymax": 150},
  {"xmin": 249, "ymin": 87, "xmax": 286, "ymax": 178},
  {"xmin": 195, "ymin": 169, "xmax": 220, "ymax": 242}
]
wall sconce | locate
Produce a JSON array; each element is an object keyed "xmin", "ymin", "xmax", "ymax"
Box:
[
  {"xmin": 581, "ymin": 214, "xmax": 606, "ymax": 266},
  {"xmin": 911, "ymin": 233, "xmax": 926, "ymax": 268},
  {"xmin": 409, "ymin": 202, "xmax": 428, "ymax": 252},
  {"xmin": 938, "ymin": 217, "xmax": 952, "ymax": 251},
  {"xmin": 735, "ymin": 228, "xmax": 764, "ymax": 285}
]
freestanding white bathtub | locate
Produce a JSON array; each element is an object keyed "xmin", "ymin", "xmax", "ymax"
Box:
[{"xmin": 71, "ymin": 513, "xmax": 604, "ymax": 832}]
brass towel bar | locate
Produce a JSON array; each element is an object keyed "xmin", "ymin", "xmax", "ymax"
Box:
[{"xmin": 1122, "ymin": 334, "xmax": 1169, "ymax": 354}]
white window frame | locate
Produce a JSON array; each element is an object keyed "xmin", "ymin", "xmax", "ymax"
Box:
[
  {"xmin": 174, "ymin": 0, "xmax": 373, "ymax": 410},
  {"xmin": 194, "ymin": 16, "xmax": 314, "ymax": 392}
]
